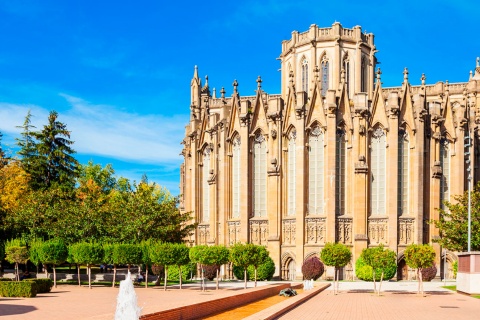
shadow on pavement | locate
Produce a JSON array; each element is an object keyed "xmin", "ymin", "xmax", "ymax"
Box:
[{"xmin": 0, "ymin": 304, "xmax": 37, "ymax": 316}]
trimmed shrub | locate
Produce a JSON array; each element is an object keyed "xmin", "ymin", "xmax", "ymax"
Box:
[
  {"xmin": 421, "ymin": 265, "xmax": 437, "ymax": 282},
  {"xmin": 203, "ymin": 264, "xmax": 219, "ymax": 281},
  {"xmin": 0, "ymin": 281, "xmax": 37, "ymax": 297},
  {"xmin": 166, "ymin": 263, "xmax": 196, "ymax": 281},
  {"xmin": 355, "ymin": 257, "xmax": 396, "ymax": 281},
  {"xmin": 301, "ymin": 256, "xmax": 325, "ymax": 280},
  {"xmin": 26, "ymin": 278, "xmax": 53, "ymax": 293},
  {"xmin": 233, "ymin": 256, "xmax": 275, "ymax": 281}
]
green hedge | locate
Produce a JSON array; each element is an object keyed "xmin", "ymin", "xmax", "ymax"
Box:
[
  {"xmin": 26, "ymin": 279, "xmax": 53, "ymax": 293},
  {"xmin": 0, "ymin": 281, "xmax": 37, "ymax": 297},
  {"xmin": 233, "ymin": 256, "xmax": 275, "ymax": 281},
  {"xmin": 0, "ymin": 278, "xmax": 12, "ymax": 281},
  {"xmin": 355, "ymin": 257, "xmax": 396, "ymax": 281},
  {"xmin": 166, "ymin": 263, "xmax": 197, "ymax": 281}
]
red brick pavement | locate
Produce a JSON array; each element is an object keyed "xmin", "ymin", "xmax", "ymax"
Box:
[{"xmin": 278, "ymin": 289, "xmax": 479, "ymax": 320}]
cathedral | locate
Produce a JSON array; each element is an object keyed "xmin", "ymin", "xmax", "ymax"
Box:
[{"xmin": 179, "ymin": 22, "xmax": 480, "ymax": 280}]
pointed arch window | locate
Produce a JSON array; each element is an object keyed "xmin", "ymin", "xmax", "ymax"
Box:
[
  {"xmin": 202, "ymin": 148, "xmax": 211, "ymax": 222},
  {"xmin": 253, "ymin": 133, "xmax": 267, "ymax": 217},
  {"xmin": 361, "ymin": 57, "xmax": 368, "ymax": 93},
  {"xmin": 343, "ymin": 57, "xmax": 350, "ymax": 95},
  {"xmin": 371, "ymin": 128, "xmax": 386, "ymax": 215},
  {"xmin": 321, "ymin": 57, "xmax": 329, "ymax": 97},
  {"xmin": 309, "ymin": 127, "xmax": 324, "ymax": 215},
  {"xmin": 287, "ymin": 130, "xmax": 297, "ymax": 216},
  {"xmin": 398, "ymin": 129, "xmax": 409, "ymax": 216},
  {"xmin": 335, "ymin": 129, "xmax": 346, "ymax": 215},
  {"xmin": 440, "ymin": 139, "xmax": 450, "ymax": 210},
  {"xmin": 301, "ymin": 59, "xmax": 308, "ymax": 93},
  {"xmin": 232, "ymin": 137, "xmax": 241, "ymax": 218}
]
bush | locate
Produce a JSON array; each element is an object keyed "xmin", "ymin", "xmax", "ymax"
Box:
[
  {"xmin": 166, "ymin": 263, "xmax": 196, "ymax": 281},
  {"xmin": 452, "ymin": 261, "xmax": 458, "ymax": 279},
  {"xmin": 233, "ymin": 256, "xmax": 275, "ymax": 281},
  {"xmin": 301, "ymin": 256, "xmax": 325, "ymax": 280},
  {"xmin": 421, "ymin": 265, "xmax": 437, "ymax": 282},
  {"xmin": 202, "ymin": 265, "xmax": 219, "ymax": 281},
  {"xmin": 355, "ymin": 257, "xmax": 396, "ymax": 281},
  {"xmin": 26, "ymin": 278, "xmax": 53, "ymax": 293},
  {"xmin": 0, "ymin": 281, "xmax": 37, "ymax": 297}
]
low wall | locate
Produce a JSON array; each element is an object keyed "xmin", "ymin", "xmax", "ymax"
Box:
[{"xmin": 140, "ymin": 283, "xmax": 295, "ymax": 320}]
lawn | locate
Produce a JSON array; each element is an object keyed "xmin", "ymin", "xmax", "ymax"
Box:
[{"xmin": 442, "ymin": 285, "xmax": 480, "ymax": 299}]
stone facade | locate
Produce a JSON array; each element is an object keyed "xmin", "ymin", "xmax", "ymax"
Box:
[{"xmin": 180, "ymin": 22, "xmax": 480, "ymax": 280}]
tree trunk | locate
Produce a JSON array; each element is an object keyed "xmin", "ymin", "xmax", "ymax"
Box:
[
  {"xmin": 15, "ymin": 262, "xmax": 19, "ymax": 281},
  {"xmin": 88, "ymin": 265, "xmax": 92, "ymax": 289},
  {"xmin": 202, "ymin": 267, "xmax": 206, "ymax": 291},
  {"xmin": 145, "ymin": 265, "xmax": 149, "ymax": 289},
  {"xmin": 333, "ymin": 267, "xmax": 337, "ymax": 295},
  {"xmin": 372, "ymin": 270, "xmax": 377, "ymax": 293},
  {"xmin": 77, "ymin": 264, "xmax": 81, "ymax": 286},
  {"xmin": 179, "ymin": 265, "xmax": 183, "ymax": 290},
  {"xmin": 53, "ymin": 264, "xmax": 57, "ymax": 288},
  {"xmin": 112, "ymin": 265, "xmax": 117, "ymax": 288},
  {"xmin": 417, "ymin": 269, "xmax": 420, "ymax": 295},
  {"xmin": 244, "ymin": 269, "xmax": 247, "ymax": 289},
  {"xmin": 164, "ymin": 267, "xmax": 168, "ymax": 291},
  {"xmin": 255, "ymin": 267, "xmax": 258, "ymax": 287},
  {"xmin": 419, "ymin": 268, "xmax": 424, "ymax": 296},
  {"xmin": 216, "ymin": 268, "xmax": 219, "ymax": 290},
  {"xmin": 378, "ymin": 272, "xmax": 384, "ymax": 296}
]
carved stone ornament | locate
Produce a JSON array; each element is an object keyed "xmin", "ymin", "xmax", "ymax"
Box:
[
  {"xmin": 249, "ymin": 219, "xmax": 268, "ymax": 245},
  {"xmin": 355, "ymin": 155, "xmax": 368, "ymax": 174},
  {"xmin": 290, "ymin": 130, "xmax": 297, "ymax": 140},
  {"xmin": 268, "ymin": 157, "xmax": 280, "ymax": 176},
  {"xmin": 255, "ymin": 133, "xmax": 266, "ymax": 143},
  {"xmin": 398, "ymin": 218, "xmax": 415, "ymax": 245},
  {"xmin": 311, "ymin": 126, "xmax": 322, "ymax": 136},
  {"xmin": 282, "ymin": 219, "xmax": 296, "ymax": 245},
  {"xmin": 336, "ymin": 217, "xmax": 352, "ymax": 244},
  {"xmin": 197, "ymin": 224, "xmax": 210, "ymax": 245},
  {"xmin": 368, "ymin": 218, "xmax": 388, "ymax": 245},
  {"xmin": 271, "ymin": 129, "xmax": 277, "ymax": 139},
  {"xmin": 432, "ymin": 160, "xmax": 443, "ymax": 178},
  {"xmin": 305, "ymin": 217, "xmax": 326, "ymax": 244},
  {"xmin": 227, "ymin": 221, "xmax": 241, "ymax": 245},
  {"xmin": 372, "ymin": 127, "xmax": 385, "ymax": 138}
]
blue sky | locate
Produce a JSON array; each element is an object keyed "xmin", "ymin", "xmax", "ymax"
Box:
[{"xmin": 0, "ymin": 0, "xmax": 478, "ymax": 195}]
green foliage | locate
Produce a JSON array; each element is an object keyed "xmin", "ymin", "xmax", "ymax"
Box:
[
  {"xmin": 301, "ymin": 256, "xmax": 325, "ymax": 280},
  {"xmin": 0, "ymin": 280, "xmax": 37, "ymax": 297},
  {"xmin": 150, "ymin": 242, "xmax": 177, "ymax": 266},
  {"xmin": 0, "ymin": 241, "xmax": 4, "ymax": 262},
  {"xmin": 68, "ymin": 242, "xmax": 104, "ymax": 265},
  {"xmin": 229, "ymin": 243, "xmax": 257, "ymax": 269},
  {"xmin": 355, "ymin": 256, "xmax": 396, "ymax": 281},
  {"xmin": 320, "ymin": 242, "xmax": 352, "ymax": 268},
  {"xmin": 404, "ymin": 244, "xmax": 435, "ymax": 270},
  {"xmin": 453, "ymin": 260, "xmax": 458, "ymax": 278},
  {"xmin": 114, "ymin": 244, "xmax": 141, "ymax": 265},
  {"xmin": 5, "ymin": 238, "xmax": 29, "ymax": 265},
  {"xmin": 167, "ymin": 263, "xmax": 197, "ymax": 281},
  {"xmin": 432, "ymin": 182, "xmax": 480, "ymax": 251},
  {"xmin": 40, "ymin": 238, "xmax": 68, "ymax": 265},
  {"xmin": 359, "ymin": 245, "xmax": 396, "ymax": 281},
  {"xmin": 25, "ymin": 278, "xmax": 53, "ymax": 293},
  {"xmin": 233, "ymin": 256, "xmax": 275, "ymax": 281},
  {"xmin": 190, "ymin": 245, "xmax": 229, "ymax": 267},
  {"xmin": 28, "ymin": 238, "xmax": 43, "ymax": 268}
]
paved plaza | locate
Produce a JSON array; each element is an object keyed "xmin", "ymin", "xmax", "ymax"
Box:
[{"xmin": 0, "ymin": 280, "xmax": 478, "ymax": 319}]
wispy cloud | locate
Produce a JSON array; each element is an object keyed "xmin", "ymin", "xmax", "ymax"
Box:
[{"xmin": 0, "ymin": 94, "xmax": 189, "ymax": 166}]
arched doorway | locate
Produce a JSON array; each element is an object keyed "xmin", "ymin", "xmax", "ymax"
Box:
[
  {"xmin": 397, "ymin": 258, "xmax": 408, "ymax": 280},
  {"xmin": 287, "ymin": 259, "xmax": 296, "ymax": 281}
]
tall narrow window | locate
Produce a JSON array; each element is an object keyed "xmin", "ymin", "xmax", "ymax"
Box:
[
  {"xmin": 301, "ymin": 59, "xmax": 308, "ymax": 93},
  {"xmin": 287, "ymin": 131, "xmax": 296, "ymax": 216},
  {"xmin": 361, "ymin": 57, "xmax": 368, "ymax": 93},
  {"xmin": 309, "ymin": 127, "xmax": 324, "ymax": 214},
  {"xmin": 321, "ymin": 57, "xmax": 329, "ymax": 97},
  {"xmin": 371, "ymin": 128, "xmax": 386, "ymax": 215},
  {"xmin": 440, "ymin": 139, "xmax": 450, "ymax": 210},
  {"xmin": 253, "ymin": 134, "xmax": 267, "ymax": 217},
  {"xmin": 398, "ymin": 129, "xmax": 409, "ymax": 216},
  {"xmin": 202, "ymin": 149, "xmax": 210, "ymax": 222},
  {"xmin": 232, "ymin": 137, "xmax": 241, "ymax": 218},
  {"xmin": 343, "ymin": 58, "xmax": 350, "ymax": 95},
  {"xmin": 335, "ymin": 129, "xmax": 346, "ymax": 215}
]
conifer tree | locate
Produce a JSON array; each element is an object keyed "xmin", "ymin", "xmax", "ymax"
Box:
[{"xmin": 16, "ymin": 111, "xmax": 39, "ymax": 178}]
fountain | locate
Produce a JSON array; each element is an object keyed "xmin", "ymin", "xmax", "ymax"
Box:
[{"xmin": 115, "ymin": 272, "xmax": 142, "ymax": 320}]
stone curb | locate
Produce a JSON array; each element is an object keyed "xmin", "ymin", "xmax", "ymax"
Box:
[{"xmin": 243, "ymin": 283, "xmax": 331, "ymax": 320}]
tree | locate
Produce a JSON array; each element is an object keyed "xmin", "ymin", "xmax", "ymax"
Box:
[
  {"xmin": 360, "ymin": 245, "xmax": 396, "ymax": 295},
  {"xmin": 139, "ymin": 240, "xmax": 153, "ymax": 289},
  {"xmin": 30, "ymin": 110, "xmax": 79, "ymax": 190},
  {"xmin": 68, "ymin": 242, "xmax": 104, "ymax": 289},
  {"xmin": 250, "ymin": 245, "xmax": 269, "ymax": 287},
  {"xmin": 5, "ymin": 238, "xmax": 29, "ymax": 281},
  {"xmin": 170, "ymin": 243, "xmax": 190, "ymax": 289},
  {"xmin": 320, "ymin": 242, "xmax": 352, "ymax": 295},
  {"xmin": 150, "ymin": 242, "xmax": 178, "ymax": 291},
  {"xmin": 15, "ymin": 111, "xmax": 39, "ymax": 182},
  {"xmin": 28, "ymin": 238, "xmax": 44, "ymax": 274},
  {"xmin": 404, "ymin": 244, "xmax": 435, "ymax": 296},
  {"xmin": 40, "ymin": 238, "xmax": 68, "ymax": 288},
  {"xmin": 229, "ymin": 243, "xmax": 257, "ymax": 289},
  {"xmin": 203, "ymin": 245, "xmax": 230, "ymax": 290},
  {"xmin": 432, "ymin": 184, "xmax": 480, "ymax": 251}
]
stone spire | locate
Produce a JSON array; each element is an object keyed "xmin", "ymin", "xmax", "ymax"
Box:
[
  {"xmin": 256, "ymin": 75, "xmax": 262, "ymax": 90},
  {"xmin": 376, "ymin": 68, "xmax": 382, "ymax": 83},
  {"xmin": 233, "ymin": 79, "xmax": 239, "ymax": 94},
  {"xmin": 220, "ymin": 87, "xmax": 226, "ymax": 99},
  {"xmin": 421, "ymin": 73, "xmax": 426, "ymax": 86},
  {"xmin": 473, "ymin": 57, "xmax": 480, "ymax": 80},
  {"xmin": 403, "ymin": 67, "xmax": 409, "ymax": 83}
]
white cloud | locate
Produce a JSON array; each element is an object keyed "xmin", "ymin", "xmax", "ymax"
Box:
[{"xmin": 0, "ymin": 95, "xmax": 189, "ymax": 166}]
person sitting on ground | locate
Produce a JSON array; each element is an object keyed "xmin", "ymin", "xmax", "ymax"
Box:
[{"xmin": 20, "ymin": 270, "xmax": 30, "ymax": 280}]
